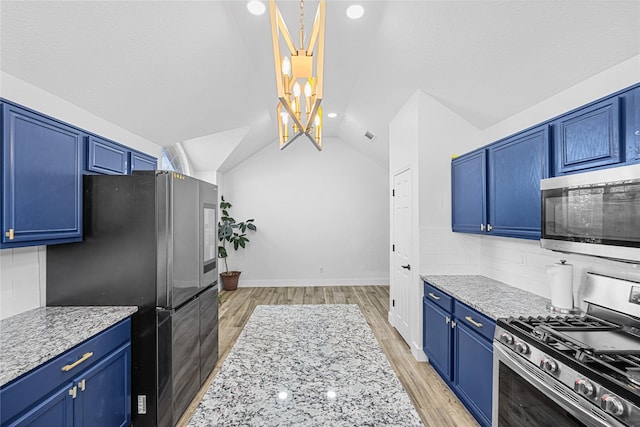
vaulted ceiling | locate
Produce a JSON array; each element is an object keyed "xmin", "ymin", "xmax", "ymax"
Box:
[{"xmin": 1, "ymin": 1, "xmax": 639, "ymax": 171}]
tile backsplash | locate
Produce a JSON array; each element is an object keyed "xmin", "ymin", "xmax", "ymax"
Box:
[{"xmin": 420, "ymin": 227, "xmax": 639, "ymax": 308}]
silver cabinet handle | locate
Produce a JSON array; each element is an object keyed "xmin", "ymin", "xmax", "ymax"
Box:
[
  {"xmin": 465, "ymin": 316, "xmax": 483, "ymax": 328},
  {"xmin": 445, "ymin": 316, "xmax": 450, "ymax": 324},
  {"xmin": 428, "ymin": 292, "xmax": 440, "ymax": 301},
  {"xmin": 480, "ymin": 224, "xmax": 485, "ymax": 231},
  {"xmin": 487, "ymin": 224, "xmax": 493, "ymax": 232}
]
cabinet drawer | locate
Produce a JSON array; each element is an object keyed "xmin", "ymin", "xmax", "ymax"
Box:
[
  {"xmin": 0, "ymin": 318, "xmax": 131, "ymax": 424},
  {"xmin": 454, "ymin": 301, "xmax": 495, "ymax": 342},
  {"xmin": 424, "ymin": 282, "xmax": 453, "ymax": 312}
]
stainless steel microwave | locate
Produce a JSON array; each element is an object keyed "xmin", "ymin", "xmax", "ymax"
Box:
[{"xmin": 541, "ymin": 164, "xmax": 640, "ymax": 263}]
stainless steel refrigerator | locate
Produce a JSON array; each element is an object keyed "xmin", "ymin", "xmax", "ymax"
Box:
[{"xmin": 47, "ymin": 171, "xmax": 218, "ymax": 427}]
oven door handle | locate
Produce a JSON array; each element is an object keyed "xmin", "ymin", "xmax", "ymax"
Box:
[{"xmin": 492, "ymin": 343, "xmax": 626, "ymax": 427}]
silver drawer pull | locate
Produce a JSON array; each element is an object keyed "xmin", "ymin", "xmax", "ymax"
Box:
[
  {"xmin": 428, "ymin": 292, "xmax": 440, "ymax": 301},
  {"xmin": 465, "ymin": 316, "xmax": 483, "ymax": 328}
]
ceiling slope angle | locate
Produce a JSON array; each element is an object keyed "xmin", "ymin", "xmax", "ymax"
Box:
[{"xmin": 0, "ymin": 1, "xmax": 639, "ymax": 174}]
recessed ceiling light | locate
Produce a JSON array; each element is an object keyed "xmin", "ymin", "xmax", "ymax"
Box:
[
  {"xmin": 247, "ymin": 0, "xmax": 266, "ymax": 16},
  {"xmin": 327, "ymin": 112, "xmax": 338, "ymax": 118},
  {"xmin": 346, "ymin": 4, "xmax": 364, "ymax": 20}
]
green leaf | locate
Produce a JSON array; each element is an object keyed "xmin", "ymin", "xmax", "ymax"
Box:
[{"xmin": 247, "ymin": 223, "xmax": 256, "ymax": 231}]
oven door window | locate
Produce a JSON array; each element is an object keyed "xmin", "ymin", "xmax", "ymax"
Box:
[{"xmin": 497, "ymin": 362, "xmax": 585, "ymax": 427}]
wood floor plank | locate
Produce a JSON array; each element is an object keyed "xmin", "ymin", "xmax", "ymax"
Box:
[{"xmin": 177, "ymin": 285, "xmax": 479, "ymax": 427}]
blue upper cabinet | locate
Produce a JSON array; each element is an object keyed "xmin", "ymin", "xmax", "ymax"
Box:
[
  {"xmin": 623, "ymin": 86, "xmax": 640, "ymax": 164},
  {"xmin": 87, "ymin": 136, "xmax": 157, "ymax": 175},
  {"xmin": 87, "ymin": 135, "xmax": 128, "ymax": 175},
  {"xmin": 452, "ymin": 125, "xmax": 547, "ymax": 240},
  {"xmin": 487, "ymin": 126, "xmax": 549, "ymax": 239},
  {"xmin": 130, "ymin": 150, "xmax": 157, "ymax": 172},
  {"xmin": 451, "ymin": 150, "xmax": 486, "ymax": 234},
  {"xmin": 1, "ymin": 103, "xmax": 83, "ymax": 249},
  {"xmin": 552, "ymin": 95, "xmax": 622, "ymax": 174}
]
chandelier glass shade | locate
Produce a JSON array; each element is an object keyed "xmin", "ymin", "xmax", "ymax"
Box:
[{"xmin": 269, "ymin": 0, "xmax": 326, "ymax": 150}]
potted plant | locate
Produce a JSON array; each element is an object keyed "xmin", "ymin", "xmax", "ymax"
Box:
[{"xmin": 218, "ymin": 196, "xmax": 257, "ymax": 291}]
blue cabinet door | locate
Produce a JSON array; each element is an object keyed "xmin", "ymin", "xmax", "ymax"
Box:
[
  {"xmin": 75, "ymin": 342, "xmax": 131, "ymax": 427},
  {"xmin": 130, "ymin": 150, "xmax": 157, "ymax": 172},
  {"xmin": 86, "ymin": 135, "xmax": 128, "ymax": 175},
  {"xmin": 553, "ymin": 96, "xmax": 622, "ymax": 174},
  {"xmin": 624, "ymin": 86, "xmax": 640, "ymax": 164},
  {"xmin": 487, "ymin": 125, "xmax": 549, "ymax": 239},
  {"xmin": 1, "ymin": 103, "xmax": 83, "ymax": 248},
  {"xmin": 453, "ymin": 322, "xmax": 493, "ymax": 427},
  {"xmin": 423, "ymin": 298, "xmax": 452, "ymax": 381},
  {"xmin": 7, "ymin": 383, "xmax": 74, "ymax": 427},
  {"xmin": 451, "ymin": 150, "xmax": 486, "ymax": 234}
]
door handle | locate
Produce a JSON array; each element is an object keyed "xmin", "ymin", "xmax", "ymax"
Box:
[{"xmin": 401, "ymin": 264, "xmax": 411, "ymax": 270}]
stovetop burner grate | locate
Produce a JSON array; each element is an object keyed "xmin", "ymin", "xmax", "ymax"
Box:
[{"xmin": 501, "ymin": 314, "xmax": 640, "ymax": 391}]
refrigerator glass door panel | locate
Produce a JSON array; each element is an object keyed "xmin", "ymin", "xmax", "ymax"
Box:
[
  {"xmin": 171, "ymin": 298, "xmax": 200, "ymax": 426},
  {"xmin": 203, "ymin": 204, "xmax": 216, "ymax": 274},
  {"xmin": 169, "ymin": 175, "xmax": 200, "ymax": 308}
]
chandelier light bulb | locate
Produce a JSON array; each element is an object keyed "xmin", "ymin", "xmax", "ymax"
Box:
[
  {"xmin": 346, "ymin": 4, "xmax": 364, "ymax": 20},
  {"xmin": 246, "ymin": 0, "xmax": 266, "ymax": 16},
  {"xmin": 293, "ymin": 82, "xmax": 301, "ymax": 97},
  {"xmin": 315, "ymin": 114, "xmax": 321, "ymax": 126},
  {"xmin": 281, "ymin": 56, "xmax": 291, "ymax": 76},
  {"xmin": 304, "ymin": 81, "xmax": 312, "ymax": 97},
  {"xmin": 281, "ymin": 113, "xmax": 289, "ymax": 125}
]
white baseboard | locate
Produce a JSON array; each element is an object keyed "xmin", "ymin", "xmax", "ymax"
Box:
[
  {"xmin": 411, "ymin": 342, "xmax": 428, "ymax": 362},
  {"xmin": 235, "ymin": 277, "xmax": 389, "ymax": 288}
]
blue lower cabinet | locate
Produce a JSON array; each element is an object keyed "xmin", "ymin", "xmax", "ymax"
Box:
[
  {"xmin": 423, "ymin": 282, "xmax": 495, "ymax": 427},
  {"xmin": 74, "ymin": 343, "xmax": 131, "ymax": 427},
  {"xmin": 7, "ymin": 383, "xmax": 74, "ymax": 427},
  {"xmin": 454, "ymin": 321, "xmax": 494, "ymax": 427},
  {"xmin": 423, "ymin": 298, "xmax": 453, "ymax": 380},
  {"xmin": 0, "ymin": 319, "xmax": 132, "ymax": 427}
]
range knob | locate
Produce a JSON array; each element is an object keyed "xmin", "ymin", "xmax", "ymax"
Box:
[
  {"xmin": 601, "ymin": 394, "xmax": 624, "ymax": 416},
  {"xmin": 514, "ymin": 341, "xmax": 529, "ymax": 355},
  {"xmin": 574, "ymin": 379, "xmax": 595, "ymax": 397},
  {"xmin": 499, "ymin": 332, "xmax": 514, "ymax": 345},
  {"xmin": 540, "ymin": 358, "xmax": 558, "ymax": 373}
]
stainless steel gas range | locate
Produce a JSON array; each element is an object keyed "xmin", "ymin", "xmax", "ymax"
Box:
[{"xmin": 492, "ymin": 273, "xmax": 640, "ymax": 427}]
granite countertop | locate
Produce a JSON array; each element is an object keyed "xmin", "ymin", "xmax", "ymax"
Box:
[
  {"xmin": 422, "ymin": 275, "xmax": 556, "ymax": 320},
  {"xmin": 189, "ymin": 305, "xmax": 423, "ymax": 426},
  {"xmin": 0, "ymin": 306, "xmax": 137, "ymax": 387}
]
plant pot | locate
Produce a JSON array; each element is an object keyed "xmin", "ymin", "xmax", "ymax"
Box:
[{"xmin": 220, "ymin": 271, "xmax": 241, "ymax": 291}]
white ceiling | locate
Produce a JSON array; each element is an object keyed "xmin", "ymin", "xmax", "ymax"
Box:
[{"xmin": 1, "ymin": 1, "xmax": 639, "ymax": 171}]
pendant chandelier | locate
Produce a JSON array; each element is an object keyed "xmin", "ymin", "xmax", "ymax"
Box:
[{"xmin": 269, "ymin": 0, "xmax": 326, "ymax": 150}]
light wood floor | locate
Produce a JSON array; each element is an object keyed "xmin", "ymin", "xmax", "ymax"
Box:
[{"xmin": 177, "ymin": 286, "xmax": 479, "ymax": 427}]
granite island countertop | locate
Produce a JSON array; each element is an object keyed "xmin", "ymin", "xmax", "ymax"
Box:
[
  {"xmin": 0, "ymin": 306, "xmax": 137, "ymax": 387},
  {"xmin": 422, "ymin": 275, "xmax": 558, "ymax": 320}
]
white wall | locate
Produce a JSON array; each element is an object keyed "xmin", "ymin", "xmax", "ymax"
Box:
[
  {"xmin": 0, "ymin": 72, "xmax": 163, "ymax": 319},
  {"xmin": 220, "ymin": 136, "xmax": 389, "ymax": 286},
  {"xmin": 417, "ymin": 55, "xmax": 640, "ymax": 305},
  {"xmin": 390, "ymin": 90, "xmax": 480, "ymax": 360}
]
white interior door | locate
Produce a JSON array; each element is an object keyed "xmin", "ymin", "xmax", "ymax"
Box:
[{"xmin": 392, "ymin": 168, "xmax": 412, "ymax": 343}]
